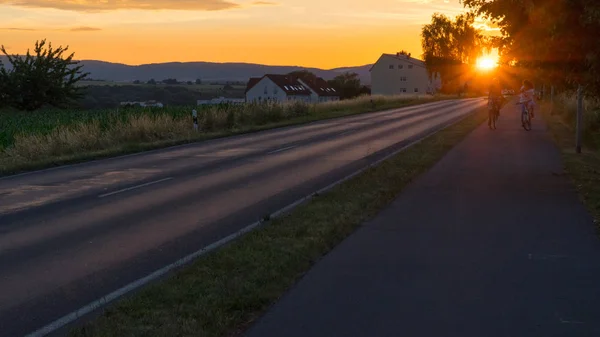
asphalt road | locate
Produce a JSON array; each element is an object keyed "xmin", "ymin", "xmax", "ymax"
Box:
[
  {"xmin": 245, "ymin": 101, "xmax": 600, "ymax": 336},
  {"xmin": 0, "ymin": 98, "xmax": 484, "ymax": 336}
]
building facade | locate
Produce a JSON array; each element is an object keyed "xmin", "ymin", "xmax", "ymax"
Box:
[
  {"xmin": 370, "ymin": 52, "xmax": 441, "ymax": 96},
  {"xmin": 245, "ymin": 74, "xmax": 340, "ymax": 103}
]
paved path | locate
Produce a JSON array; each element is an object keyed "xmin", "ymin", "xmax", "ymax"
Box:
[
  {"xmin": 245, "ymin": 105, "xmax": 600, "ymax": 337},
  {"xmin": 0, "ymin": 99, "xmax": 484, "ymax": 337}
]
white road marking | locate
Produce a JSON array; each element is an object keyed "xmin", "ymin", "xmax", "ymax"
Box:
[
  {"xmin": 98, "ymin": 177, "xmax": 174, "ymax": 198},
  {"xmin": 267, "ymin": 145, "xmax": 297, "ymax": 155},
  {"xmin": 23, "ymin": 106, "xmax": 482, "ymax": 337}
]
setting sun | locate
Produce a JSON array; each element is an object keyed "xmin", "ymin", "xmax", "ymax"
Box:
[{"xmin": 477, "ymin": 57, "xmax": 498, "ymax": 71}]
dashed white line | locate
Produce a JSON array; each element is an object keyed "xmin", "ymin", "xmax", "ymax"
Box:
[
  {"xmin": 267, "ymin": 145, "xmax": 297, "ymax": 155},
  {"xmin": 98, "ymin": 177, "xmax": 174, "ymax": 198}
]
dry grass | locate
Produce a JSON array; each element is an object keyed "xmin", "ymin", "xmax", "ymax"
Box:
[
  {"xmin": 550, "ymin": 94, "xmax": 600, "ymax": 148},
  {"xmin": 0, "ymin": 94, "xmax": 463, "ymax": 175}
]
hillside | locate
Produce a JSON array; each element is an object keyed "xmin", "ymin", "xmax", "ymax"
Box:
[{"xmin": 0, "ymin": 56, "xmax": 372, "ymax": 84}]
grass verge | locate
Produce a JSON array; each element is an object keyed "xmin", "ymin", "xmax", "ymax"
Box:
[
  {"xmin": 68, "ymin": 107, "xmax": 486, "ymax": 337},
  {"xmin": 0, "ymin": 95, "xmax": 466, "ymax": 177},
  {"xmin": 543, "ymin": 105, "xmax": 600, "ymax": 227}
]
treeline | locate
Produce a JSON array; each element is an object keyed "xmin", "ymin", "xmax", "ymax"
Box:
[
  {"xmin": 129, "ymin": 78, "xmax": 246, "ymax": 86},
  {"xmin": 423, "ymin": 0, "xmax": 600, "ymax": 97},
  {"xmin": 421, "ymin": 13, "xmax": 488, "ymax": 94}
]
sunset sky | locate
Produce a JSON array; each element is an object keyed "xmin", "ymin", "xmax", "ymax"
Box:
[{"xmin": 0, "ymin": 0, "xmax": 495, "ymax": 69}]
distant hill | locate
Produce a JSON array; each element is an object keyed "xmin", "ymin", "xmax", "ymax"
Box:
[{"xmin": 0, "ymin": 56, "xmax": 373, "ymax": 84}]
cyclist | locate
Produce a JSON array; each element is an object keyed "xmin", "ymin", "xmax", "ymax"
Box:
[
  {"xmin": 518, "ymin": 79, "xmax": 536, "ymax": 119},
  {"xmin": 487, "ymin": 77, "xmax": 503, "ymax": 129}
]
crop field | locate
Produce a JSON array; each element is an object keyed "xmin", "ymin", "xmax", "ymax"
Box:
[{"xmin": 0, "ymin": 94, "xmax": 450, "ymax": 175}]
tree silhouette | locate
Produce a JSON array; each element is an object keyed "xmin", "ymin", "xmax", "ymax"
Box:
[
  {"xmin": 0, "ymin": 39, "xmax": 89, "ymax": 111},
  {"xmin": 462, "ymin": 0, "xmax": 600, "ymax": 95},
  {"xmin": 421, "ymin": 12, "xmax": 485, "ymax": 93},
  {"xmin": 328, "ymin": 72, "xmax": 362, "ymax": 99},
  {"xmin": 288, "ymin": 70, "xmax": 318, "ymax": 82}
]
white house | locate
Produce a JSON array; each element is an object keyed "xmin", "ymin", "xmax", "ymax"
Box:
[
  {"xmin": 245, "ymin": 74, "xmax": 340, "ymax": 103},
  {"xmin": 370, "ymin": 52, "xmax": 441, "ymax": 96},
  {"xmin": 245, "ymin": 74, "xmax": 312, "ymax": 103}
]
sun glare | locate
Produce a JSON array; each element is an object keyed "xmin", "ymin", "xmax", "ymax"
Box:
[{"xmin": 476, "ymin": 57, "xmax": 497, "ymax": 71}]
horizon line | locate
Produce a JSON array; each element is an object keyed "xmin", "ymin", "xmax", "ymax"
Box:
[{"xmin": 0, "ymin": 55, "xmax": 374, "ymax": 70}]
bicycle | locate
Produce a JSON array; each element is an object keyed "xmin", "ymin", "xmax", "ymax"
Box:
[{"xmin": 517, "ymin": 100, "xmax": 532, "ymax": 131}]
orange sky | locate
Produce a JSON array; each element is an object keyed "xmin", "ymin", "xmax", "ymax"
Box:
[{"xmin": 0, "ymin": 0, "xmax": 498, "ymax": 68}]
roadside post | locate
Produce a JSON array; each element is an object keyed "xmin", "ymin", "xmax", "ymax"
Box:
[
  {"xmin": 576, "ymin": 85, "xmax": 583, "ymax": 154},
  {"xmin": 550, "ymin": 85, "xmax": 555, "ymax": 115},
  {"xmin": 192, "ymin": 109, "xmax": 198, "ymax": 131}
]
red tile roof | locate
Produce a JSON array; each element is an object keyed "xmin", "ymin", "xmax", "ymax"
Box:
[
  {"xmin": 245, "ymin": 77, "xmax": 262, "ymax": 94},
  {"xmin": 295, "ymin": 76, "xmax": 339, "ymax": 97},
  {"xmin": 245, "ymin": 74, "xmax": 312, "ymax": 96}
]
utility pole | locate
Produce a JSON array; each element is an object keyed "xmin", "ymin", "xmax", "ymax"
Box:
[{"xmin": 576, "ymin": 85, "xmax": 583, "ymax": 154}]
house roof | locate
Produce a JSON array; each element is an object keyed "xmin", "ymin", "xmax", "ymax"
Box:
[
  {"xmin": 369, "ymin": 53, "xmax": 427, "ymax": 72},
  {"xmin": 245, "ymin": 77, "xmax": 261, "ymax": 94},
  {"xmin": 294, "ymin": 76, "xmax": 339, "ymax": 97},
  {"xmin": 246, "ymin": 74, "xmax": 312, "ymax": 96}
]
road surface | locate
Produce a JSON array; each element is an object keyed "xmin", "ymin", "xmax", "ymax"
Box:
[
  {"xmin": 244, "ymin": 100, "xmax": 600, "ymax": 337},
  {"xmin": 0, "ymin": 98, "xmax": 484, "ymax": 336}
]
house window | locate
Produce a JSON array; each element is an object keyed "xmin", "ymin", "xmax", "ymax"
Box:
[
  {"xmin": 400, "ymin": 76, "xmax": 407, "ymax": 82},
  {"xmin": 414, "ymin": 88, "xmax": 419, "ymax": 93},
  {"xmin": 389, "ymin": 65, "xmax": 394, "ymax": 69},
  {"xmin": 408, "ymin": 65, "xmax": 413, "ymax": 69},
  {"xmin": 264, "ymin": 86, "xmax": 267, "ymax": 94},
  {"xmin": 399, "ymin": 65, "xmax": 403, "ymax": 69},
  {"xmin": 401, "ymin": 88, "xmax": 407, "ymax": 93}
]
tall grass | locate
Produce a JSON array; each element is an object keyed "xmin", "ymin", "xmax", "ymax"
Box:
[
  {"xmin": 552, "ymin": 93, "xmax": 600, "ymax": 148},
  {"xmin": 0, "ymin": 94, "xmax": 451, "ymax": 174}
]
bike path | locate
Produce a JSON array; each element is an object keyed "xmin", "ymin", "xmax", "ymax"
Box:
[{"xmin": 244, "ymin": 105, "xmax": 600, "ymax": 336}]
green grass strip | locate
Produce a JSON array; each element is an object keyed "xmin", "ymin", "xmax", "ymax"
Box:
[
  {"xmin": 69, "ymin": 108, "xmax": 486, "ymax": 337},
  {"xmin": 543, "ymin": 107, "xmax": 600, "ymax": 228}
]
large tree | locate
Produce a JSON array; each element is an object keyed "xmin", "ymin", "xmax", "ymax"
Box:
[
  {"xmin": 461, "ymin": 0, "xmax": 600, "ymax": 94},
  {"xmin": 421, "ymin": 12, "xmax": 487, "ymax": 93},
  {"xmin": 0, "ymin": 39, "xmax": 89, "ymax": 111},
  {"xmin": 288, "ymin": 70, "xmax": 318, "ymax": 82},
  {"xmin": 327, "ymin": 72, "xmax": 362, "ymax": 100}
]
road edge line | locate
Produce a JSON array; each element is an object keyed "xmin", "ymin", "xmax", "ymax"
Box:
[{"xmin": 23, "ymin": 107, "xmax": 479, "ymax": 337}]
